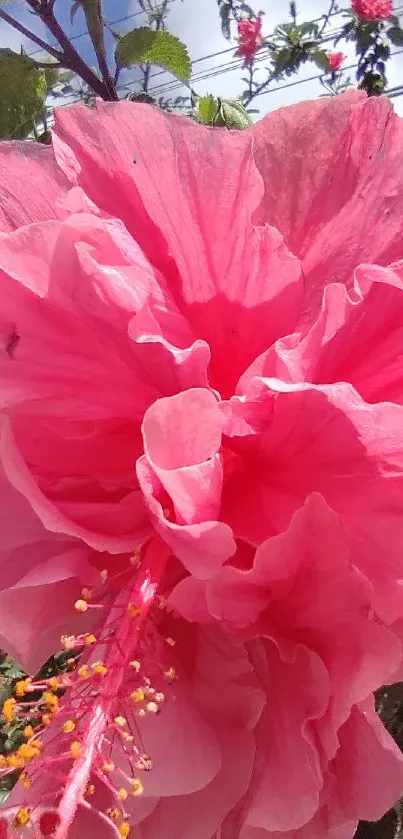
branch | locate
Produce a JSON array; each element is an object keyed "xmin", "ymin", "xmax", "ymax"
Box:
[
  {"xmin": 24, "ymin": 0, "xmax": 111, "ymax": 98},
  {"xmin": 0, "ymin": 7, "xmax": 64, "ymax": 62},
  {"xmin": 319, "ymin": 0, "xmax": 337, "ymax": 36}
]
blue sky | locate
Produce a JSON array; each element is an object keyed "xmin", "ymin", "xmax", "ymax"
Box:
[{"xmin": 1, "ymin": 0, "xmax": 403, "ymax": 115}]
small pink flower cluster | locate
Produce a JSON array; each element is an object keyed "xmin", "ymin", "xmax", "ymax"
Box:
[
  {"xmin": 351, "ymin": 0, "xmax": 393, "ymax": 19},
  {"xmin": 327, "ymin": 51, "xmax": 346, "ymax": 72},
  {"xmin": 235, "ymin": 14, "xmax": 264, "ymax": 65}
]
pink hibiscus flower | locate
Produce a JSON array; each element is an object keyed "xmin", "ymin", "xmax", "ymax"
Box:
[
  {"xmin": 235, "ymin": 15, "xmax": 265, "ymax": 65},
  {"xmin": 0, "ymin": 92, "xmax": 403, "ymax": 839},
  {"xmin": 351, "ymin": 0, "xmax": 394, "ymax": 19},
  {"xmin": 327, "ymin": 52, "xmax": 345, "ymax": 73}
]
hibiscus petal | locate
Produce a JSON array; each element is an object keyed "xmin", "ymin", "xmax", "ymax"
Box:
[
  {"xmin": 142, "ymin": 389, "xmax": 223, "ymax": 524},
  {"xmin": 244, "ymin": 638, "xmax": 329, "ymax": 832},
  {"xmin": 252, "ymin": 264, "xmax": 403, "ymax": 405},
  {"xmin": 334, "ymin": 702, "xmax": 403, "ymax": 821},
  {"xmin": 53, "ymin": 102, "xmax": 302, "ymax": 395},
  {"xmin": 250, "ymin": 93, "xmax": 403, "ymax": 321},
  {"xmin": 221, "ymin": 379, "xmax": 403, "ymax": 621},
  {"xmin": 138, "ymin": 729, "xmax": 255, "ymax": 839},
  {"xmin": 0, "ymin": 142, "xmax": 68, "ymax": 233},
  {"xmin": 136, "ymin": 453, "xmax": 236, "ymax": 579}
]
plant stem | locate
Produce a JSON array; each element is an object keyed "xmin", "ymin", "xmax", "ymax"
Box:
[
  {"xmin": 0, "ymin": 7, "xmax": 64, "ymax": 62},
  {"xmin": 24, "ymin": 0, "xmax": 111, "ymax": 99}
]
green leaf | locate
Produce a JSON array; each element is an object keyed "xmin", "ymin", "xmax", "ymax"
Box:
[
  {"xmin": 195, "ymin": 94, "xmax": 219, "ymax": 125},
  {"xmin": 0, "ymin": 49, "xmax": 46, "ymax": 139},
  {"xmin": 115, "ymin": 27, "xmax": 191, "ymax": 81},
  {"xmin": 218, "ymin": 99, "xmax": 253, "ymax": 129},
  {"xmin": 219, "ymin": 0, "xmax": 232, "ymax": 40},
  {"xmin": 312, "ymin": 50, "xmax": 330, "ymax": 72},
  {"xmin": 387, "ymin": 25, "xmax": 403, "ymax": 45}
]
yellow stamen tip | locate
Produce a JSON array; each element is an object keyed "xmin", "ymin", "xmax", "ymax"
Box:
[
  {"xmin": 117, "ymin": 788, "xmax": 128, "ymax": 801},
  {"xmin": 119, "ymin": 822, "xmax": 131, "ymax": 838},
  {"xmin": 78, "ymin": 665, "xmax": 90, "ymax": 680},
  {"xmin": 2, "ymin": 697, "xmax": 17, "ymax": 722},
  {"xmin": 24, "ymin": 725, "xmax": 35, "ymax": 739},
  {"xmin": 92, "ymin": 663, "xmax": 108, "ymax": 677},
  {"xmin": 15, "ymin": 678, "xmax": 31, "ymax": 698},
  {"xmin": 129, "ymin": 660, "xmax": 141, "ymax": 673},
  {"xmin": 15, "ymin": 808, "xmax": 31, "ymax": 827},
  {"xmin": 70, "ymin": 741, "xmax": 81, "ymax": 759},
  {"xmin": 130, "ymin": 778, "xmax": 144, "ymax": 797},
  {"xmin": 62, "ymin": 719, "xmax": 76, "ymax": 733},
  {"xmin": 102, "ymin": 760, "xmax": 115, "ymax": 773},
  {"xmin": 84, "ymin": 634, "xmax": 97, "ymax": 646},
  {"xmin": 131, "ymin": 688, "xmax": 145, "ymax": 704},
  {"xmin": 75, "ymin": 599, "xmax": 88, "ymax": 613},
  {"xmin": 114, "ymin": 716, "xmax": 127, "ymax": 728}
]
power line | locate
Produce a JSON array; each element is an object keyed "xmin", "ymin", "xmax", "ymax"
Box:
[
  {"xmin": 25, "ymin": 2, "xmax": 402, "ymax": 111},
  {"xmin": 52, "ymin": 17, "xmax": 351, "ymax": 106}
]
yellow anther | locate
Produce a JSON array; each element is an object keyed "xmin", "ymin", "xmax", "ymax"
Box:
[
  {"xmin": 114, "ymin": 716, "xmax": 127, "ymax": 728},
  {"xmin": 122, "ymin": 732, "xmax": 134, "ymax": 743},
  {"xmin": 70, "ymin": 741, "xmax": 81, "ymax": 759},
  {"xmin": 75, "ymin": 599, "xmax": 88, "ymax": 613},
  {"xmin": 86, "ymin": 784, "xmax": 95, "ymax": 797},
  {"xmin": 78, "ymin": 665, "xmax": 90, "ymax": 680},
  {"xmin": 119, "ymin": 822, "xmax": 131, "ymax": 838},
  {"xmin": 62, "ymin": 719, "xmax": 76, "ymax": 733},
  {"xmin": 7, "ymin": 754, "xmax": 25, "ymax": 769},
  {"xmin": 2, "ymin": 697, "xmax": 16, "ymax": 722},
  {"xmin": 102, "ymin": 760, "xmax": 115, "ymax": 773},
  {"xmin": 61, "ymin": 634, "xmax": 76, "ymax": 651},
  {"xmin": 165, "ymin": 637, "xmax": 176, "ymax": 647},
  {"xmin": 127, "ymin": 603, "xmax": 141, "ymax": 618},
  {"xmin": 164, "ymin": 666, "xmax": 176, "ymax": 681},
  {"xmin": 92, "ymin": 663, "xmax": 108, "ymax": 677},
  {"xmin": 0, "ymin": 755, "xmax": 6, "ymax": 768},
  {"xmin": 20, "ymin": 773, "xmax": 32, "ymax": 790},
  {"xmin": 117, "ymin": 788, "xmax": 128, "ymax": 801},
  {"xmin": 138, "ymin": 708, "xmax": 146, "ymax": 717},
  {"xmin": 130, "ymin": 778, "xmax": 144, "ymax": 797},
  {"xmin": 131, "ymin": 688, "xmax": 145, "ymax": 704},
  {"xmin": 15, "ymin": 678, "xmax": 31, "ymax": 698},
  {"xmin": 129, "ymin": 660, "xmax": 141, "ymax": 673},
  {"xmin": 106, "ymin": 808, "xmax": 121, "ymax": 821},
  {"xmin": 146, "ymin": 701, "xmax": 159, "ymax": 714},
  {"xmin": 100, "ymin": 569, "xmax": 108, "ymax": 583},
  {"xmin": 15, "ymin": 807, "xmax": 31, "ymax": 827},
  {"xmin": 81, "ymin": 587, "xmax": 92, "ymax": 601},
  {"xmin": 42, "ymin": 714, "xmax": 51, "ymax": 727},
  {"xmin": 17, "ymin": 740, "xmax": 41, "ymax": 762},
  {"xmin": 47, "ymin": 677, "xmax": 59, "ymax": 691},
  {"xmin": 84, "ymin": 634, "xmax": 97, "ymax": 646},
  {"xmin": 155, "ymin": 692, "xmax": 165, "ymax": 703},
  {"xmin": 24, "ymin": 725, "xmax": 35, "ymax": 739},
  {"xmin": 42, "ymin": 691, "xmax": 59, "ymax": 714}
]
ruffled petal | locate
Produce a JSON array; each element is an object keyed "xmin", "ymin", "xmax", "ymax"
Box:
[
  {"xmin": 53, "ymin": 102, "xmax": 302, "ymax": 395},
  {"xmin": 0, "ymin": 143, "xmax": 68, "ymax": 233},
  {"xmin": 250, "ymin": 93, "xmax": 403, "ymax": 321}
]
